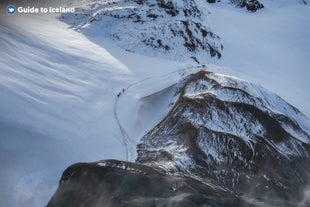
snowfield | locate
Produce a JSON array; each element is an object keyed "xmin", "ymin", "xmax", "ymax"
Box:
[
  {"xmin": 208, "ymin": 0, "xmax": 310, "ymax": 117},
  {"xmin": 0, "ymin": 1, "xmax": 309, "ymax": 206}
]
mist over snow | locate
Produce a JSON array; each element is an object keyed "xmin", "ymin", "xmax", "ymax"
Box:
[{"xmin": 0, "ymin": 0, "xmax": 309, "ymax": 207}]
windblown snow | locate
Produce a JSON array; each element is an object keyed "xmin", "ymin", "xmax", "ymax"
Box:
[{"xmin": 0, "ymin": 0, "xmax": 309, "ymax": 207}]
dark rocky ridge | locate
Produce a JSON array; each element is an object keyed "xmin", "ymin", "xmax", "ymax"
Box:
[
  {"xmin": 230, "ymin": 0, "xmax": 264, "ymax": 12},
  {"xmin": 47, "ymin": 160, "xmax": 254, "ymax": 207},
  {"xmin": 207, "ymin": 0, "xmax": 264, "ymax": 12}
]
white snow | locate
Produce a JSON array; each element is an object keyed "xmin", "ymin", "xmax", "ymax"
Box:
[
  {"xmin": 60, "ymin": 0, "xmax": 223, "ymax": 62},
  {"xmin": 0, "ymin": 1, "xmax": 309, "ymax": 207},
  {"xmin": 207, "ymin": 1, "xmax": 310, "ymax": 118},
  {"xmin": 0, "ymin": 9, "xmax": 185, "ymax": 207}
]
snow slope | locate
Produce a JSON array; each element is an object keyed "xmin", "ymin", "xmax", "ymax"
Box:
[
  {"xmin": 105, "ymin": 1, "xmax": 310, "ymax": 161},
  {"xmin": 61, "ymin": 0, "xmax": 223, "ymax": 61},
  {"xmin": 0, "ymin": 12, "xmax": 184, "ymax": 207},
  {"xmin": 0, "ymin": 1, "xmax": 309, "ymax": 207},
  {"xmin": 208, "ymin": 1, "xmax": 310, "ymax": 117},
  {"xmin": 0, "ymin": 13, "xmax": 126, "ymax": 207}
]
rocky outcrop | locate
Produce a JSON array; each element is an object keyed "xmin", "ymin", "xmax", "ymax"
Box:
[
  {"xmin": 206, "ymin": 0, "xmax": 264, "ymax": 12},
  {"xmin": 230, "ymin": 0, "xmax": 264, "ymax": 12}
]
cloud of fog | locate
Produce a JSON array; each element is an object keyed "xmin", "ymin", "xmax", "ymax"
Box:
[
  {"xmin": 0, "ymin": 122, "xmax": 74, "ymax": 207},
  {"xmin": 298, "ymin": 188, "xmax": 310, "ymax": 207}
]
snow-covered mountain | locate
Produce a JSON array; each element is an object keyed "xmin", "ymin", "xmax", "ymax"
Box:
[
  {"xmin": 61, "ymin": 0, "xmax": 223, "ymax": 62},
  {"xmin": 136, "ymin": 70, "xmax": 310, "ymax": 206},
  {"xmin": 0, "ymin": 0, "xmax": 310, "ymax": 207}
]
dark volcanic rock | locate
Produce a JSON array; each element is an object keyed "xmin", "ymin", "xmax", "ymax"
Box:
[
  {"xmin": 136, "ymin": 70, "xmax": 310, "ymax": 206},
  {"xmin": 46, "ymin": 160, "xmax": 253, "ymax": 207},
  {"xmin": 206, "ymin": 0, "xmax": 264, "ymax": 12}
]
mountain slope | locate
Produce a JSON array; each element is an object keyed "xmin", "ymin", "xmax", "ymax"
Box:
[
  {"xmin": 1, "ymin": 1, "xmax": 309, "ymax": 207},
  {"xmin": 136, "ymin": 70, "xmax": 310, "ymax": 205},
  {"xmin": 61, "ymin": 0, "xmax": 223, "ymax": 62},
  {"xmin": 0, "ymin": 12, "xmax": 131, "ymax": 207}
]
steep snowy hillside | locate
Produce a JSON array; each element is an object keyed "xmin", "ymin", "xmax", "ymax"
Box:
[
  {"xmin": 61, "ymin": 0, "xmax": 223, "ymax": 62},
  {"xmin": 136, "ymin": 70, "xmax": 310, "ymax": 206},
  {"xmin": 0, "ymin": 12, "xmax": 128, "ymax": 207},
  {"xmin": 0, "ymin": 9, "xmax": 187, "ymax": 206}
]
